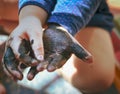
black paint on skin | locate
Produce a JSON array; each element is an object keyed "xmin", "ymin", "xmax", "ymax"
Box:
[
  {"xmin": 42, "ymin": 24, "xmax": 91, "ymax": 71},
  {"xmin": 3, "ymin": 47, "xmax": 23, "ymax": 80},
  {"xmin": 44, "ymin": 24, "xmax": 90, "ymax": 60},
  {"xmin": 19, "ymin": 39, "xmax": 38, "ymax": 66},
  {"xmin": 43, "ymin": 25, "xmax": 73, "ymax": 69},
  {"xmin": 4, "ymin": 47, "xmax": 19, "ymax": 70}
]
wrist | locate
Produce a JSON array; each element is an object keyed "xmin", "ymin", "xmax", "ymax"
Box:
[
  {"xmin": 19, "ymin": 5, "xmax": 48, "ymax": 26},
  {"xmin": 48, "ymin": 23, "xmax": 69, "ymax": 34},
  {"xmin": 19, "ymin": 16, "xmax": 42, "ymax": 32}
]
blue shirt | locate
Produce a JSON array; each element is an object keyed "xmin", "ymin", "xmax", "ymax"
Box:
[{"xmin": 19, "ymin": 0, "xmax": 114, "ymax": 35}]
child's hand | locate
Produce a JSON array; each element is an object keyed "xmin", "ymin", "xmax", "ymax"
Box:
[{"xmin": 2, "ymin": 16, "xmax": 44, "ymax": 80}]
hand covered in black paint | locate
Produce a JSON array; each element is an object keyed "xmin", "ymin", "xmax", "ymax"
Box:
[
  {"xmin": 2, "ymin": 39, "xmax": 38, "ymax": 80},
  {"xmin": 37, "ymin": 24, "xmax": 93, "ymax": 72},
  {"xmin": 21, "ymin": 24, "xmax": 93, "ymax": 80}
]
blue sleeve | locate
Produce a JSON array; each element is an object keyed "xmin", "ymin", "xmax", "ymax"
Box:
[
  {"xmin": 48, "ymin": 0, "xmax": 103, "ymax": 35},
  {"xmin": 19, "ymin": 0, "xmax": 57, "ymax": 14}
]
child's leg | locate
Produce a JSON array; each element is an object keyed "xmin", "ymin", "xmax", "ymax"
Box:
[
  {"xmin": 59, "ymin": 27, "xmax": 116, "ymax": 93},
  {"xmin": 0, "ymin": 83, "xmax": 6, "ymax": 94}
]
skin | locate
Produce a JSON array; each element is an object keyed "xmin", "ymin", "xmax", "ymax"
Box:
[{"xmin": 0, "ymin": 84, "xmax": 6, "ymax": 94}]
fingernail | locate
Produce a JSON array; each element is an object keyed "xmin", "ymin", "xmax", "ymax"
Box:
[
  {"xmin": 85, "ymin": 55, "xmax": 93, "ymax": 63},
  {"xmin": 27, "ymin": 73, "xmax": 34, "ymax": 80},
  {"xmin": 31, "ymin": 59, "xmax": 39, "ymax": 66},
  {"xmin": 37, "ymin": 64, "xmax": 45, "ymax": 72},
  {"xmin": 47, "ymin": 66, "xmax": 56, "ymax": 72},
  {"xmin": 37, "ymin": 55, "xmax": 44, "ymax": 61}
]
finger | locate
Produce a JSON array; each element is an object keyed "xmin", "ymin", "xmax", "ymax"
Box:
[
  {"xmin": 27, "ymin": 66, "xmax": 38, "ymax": 80},
  {"xmin": 46, "ymin": 54, "xmax": 65, "ymax": 72},
  {"xmin": 71, "ymin": 42, "xmax": 93, "ymax": 63},
  {"xmin": 18, "ymin": 39, "xmax": 39, "ymax": 66},
  {"xmin": 3, "ymin": 47, "xmax": 23, "ymax": 80},
  {"xmin": 28, "ymin": 30, "xmax": 44, "ymax": 61}
]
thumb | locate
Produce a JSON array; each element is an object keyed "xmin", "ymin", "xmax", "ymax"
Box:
[
  {"xmin": 71, "ymin": 42, "xmax": 93, "ymax": 63},
  {"xmin": 29, "ymin": 30, "xmax": 44, "ymax": 61}
]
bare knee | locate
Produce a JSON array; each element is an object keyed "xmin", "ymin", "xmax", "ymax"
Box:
[
  {"xmin": 73, "ymin": 77, "xmax": 114, "ymax": 94},
  {"xmin": 71, "ymin": 61, "xmax": 115, "ymax": 93},
  {"xmin": 60, "ymin": 55, "xmax": 115, "ymax": 94},
  {"xmin": 60, "ymin": 27, "xmax": 116, "ymax": 93},
  {"xmin": 0, "ymin": 83, "xmax": 6, "ymax": 94}
]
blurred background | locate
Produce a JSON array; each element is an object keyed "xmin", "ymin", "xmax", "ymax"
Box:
[{"xmin": 0, "ymin": 0, "xmax": 120, "ymax": 94}]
